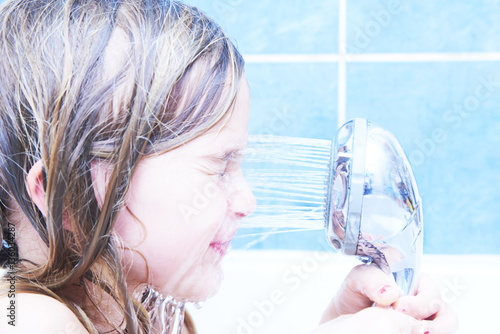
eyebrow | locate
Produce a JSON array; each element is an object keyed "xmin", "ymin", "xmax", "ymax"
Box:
[{"xmin": 206, "ymin": 147, "xmax": 245, "ymax": 162}]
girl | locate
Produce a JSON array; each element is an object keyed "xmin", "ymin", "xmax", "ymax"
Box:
[{"xmin": 0, "ymin": 0, "xmax": 457, "ymax": 333}]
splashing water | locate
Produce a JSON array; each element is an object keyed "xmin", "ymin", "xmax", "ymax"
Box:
[
  {"xmin": 237, "ymin": 135, "xmax": 332, "ymax": 243},
  {"xmin": 138, "ymin": 287, "xmax": 185, "ymax": 334}
]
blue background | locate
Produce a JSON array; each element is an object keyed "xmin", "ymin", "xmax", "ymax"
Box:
[
  {"xmin": 3, "ymin": 0, "xmax": 497, "ymax": 254},
  {"xmin": 188, "ymin": 0, "xmax": 500, "ymax": 255}
]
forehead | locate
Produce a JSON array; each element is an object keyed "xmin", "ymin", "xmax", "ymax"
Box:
[
  {"xmin": 167, "ymin": 77, "xmax": 251, "ymax": 159},
  {"xmin": 199, "ymin": 78, "xmax": 250, "ymax": 146}
]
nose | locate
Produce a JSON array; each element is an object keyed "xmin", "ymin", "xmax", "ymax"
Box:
[{"xmin": 229, "ymin": 170, "xmax": 256, "ymax": 218}]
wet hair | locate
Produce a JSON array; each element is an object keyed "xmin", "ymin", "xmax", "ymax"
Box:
[{"xmin": 0, "ymin": 0, "xmax": 244, "ymax": 332}]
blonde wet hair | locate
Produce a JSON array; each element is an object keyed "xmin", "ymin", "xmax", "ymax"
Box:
[{"xmin": 0, "ymin": 0, "xmax": 244, "ymax": 332}]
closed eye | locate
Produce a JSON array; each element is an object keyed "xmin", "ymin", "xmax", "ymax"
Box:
[{"xmin": 203, "ymin": 146, "xmax": 246, "ymax": 179}]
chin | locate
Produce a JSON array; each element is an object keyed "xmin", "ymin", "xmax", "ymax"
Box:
[
  {"xmin": 194, "ymin": 273, "xmax": 224, "ymax": 302},
  {"xmin": 163, "ymin": 265, "xmax": 224, "ymax": 303}
]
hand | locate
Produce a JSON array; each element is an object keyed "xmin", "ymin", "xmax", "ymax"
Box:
[
  {"xmin": 393, "ymin": 273, "xmax": 458, "ymax": 334},
  {"xmin": 319, "ymin": 264, "xmax": 458, "ymax": 333},
  {"xmin": 320, "ymin": 263, "xmax": 404, "ymax": 321}
]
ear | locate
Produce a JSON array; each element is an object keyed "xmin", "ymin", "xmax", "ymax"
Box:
[{"xmin": 26, "ymin": 160, "xmax": 47, "ymax": 217}]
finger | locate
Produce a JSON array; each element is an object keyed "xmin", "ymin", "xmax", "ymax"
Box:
[
  {"xmin": 394, "ymin": 273, "xmax": 441, "ymax": 320},
  {"xmin": 341, "ymin": 263, "xmax": 403, "ymax": 308},
  {"xmin": 412, "ymin": 302, "xmax": 459, "ymax": 334},
  {"xmin": 362, "ymin": 307, "xmax": 421, "ymax": 333},
  {"xmin": 320, "ymin": 307, "xmax": 421, "ymax": 334}
]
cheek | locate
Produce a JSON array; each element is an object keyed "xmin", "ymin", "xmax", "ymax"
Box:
[
  {"xmin": 184, "ymin": 180, "xmax": 230, "ymax": 226},
  {"xmin": 113, "ymin": 176, "xmax": 230, "ymax": 283}
]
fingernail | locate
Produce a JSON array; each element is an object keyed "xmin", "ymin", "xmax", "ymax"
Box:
[
  {"xmin": 378, "ymin": 284, "xmax": 392, "ymax": 294},
  {"xmin": 397, "ymin": 305, "xmax": 410, "ymax": 313},
  {"xmin": 424, "ymin": 331, "xmax": 430, "ymax": 334},
  {"xmin": 430, "ymin": 299, "xmax": 441, "ymax": 313}
]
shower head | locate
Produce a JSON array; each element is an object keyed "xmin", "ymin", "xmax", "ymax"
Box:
[{"xmin": 325, "ymin": 119, "xmax": 423, "ymax": 295}]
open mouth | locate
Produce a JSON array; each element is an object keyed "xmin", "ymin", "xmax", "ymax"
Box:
[{"xmin": 210, "ymin": 221, "xmax": 240, "ymax": 256}]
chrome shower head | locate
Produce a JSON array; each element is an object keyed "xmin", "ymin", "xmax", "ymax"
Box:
[{"xmin": 325, "ymin": 119, "xmax": 423, "ymax": 295}]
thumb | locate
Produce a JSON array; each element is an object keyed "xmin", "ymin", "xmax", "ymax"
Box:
[{"xmin": 337, "ymin": 263, "xmax": 403, "ymax": 312}]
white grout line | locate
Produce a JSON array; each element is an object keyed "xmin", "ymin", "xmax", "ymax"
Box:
[
  {"xmin": 347, "ymin": 52, "xmax": 500, "ymax": 62},
  {"xmin": 243, "ymin": 54, "xmax": 340, "ymax": 63},
  {"xmin": 243, "ymin": 52, "xmax": 500, "ymax": 64},
  {"xmin": 337, "ymin": 0, "xmax": 347, "ymax": 128}
]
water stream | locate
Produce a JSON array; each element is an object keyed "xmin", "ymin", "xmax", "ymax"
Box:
[{"xmin": 237, "ymin": 135, "xmax": 332, "ymax": 245}]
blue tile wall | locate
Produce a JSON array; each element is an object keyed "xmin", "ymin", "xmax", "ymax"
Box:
[
  {"xmin": 346, "ymin": 0, "xmax": 500, "ymax": 53},
  {"xmin": 245, "ymin": 62, "xmax": 338, "ymax": 139},
  {"xmin": 188, "ymin": 0, "xmax": 500, "ymax": 254},
  {"xmin": 188, "ymin": 0, "xmax": 339, "ymax": 54},
  {"xmin": 347, "ymin": 62, "xmax": 500, "ymax": 254},
  {"xmin": 234, "ymin": 62, "xmax": 338, "ymax": 251}
]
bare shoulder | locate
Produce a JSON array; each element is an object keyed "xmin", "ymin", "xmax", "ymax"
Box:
[{"xmin": 0, "ymin": 293, "xmax": 89, "ymax": 333}]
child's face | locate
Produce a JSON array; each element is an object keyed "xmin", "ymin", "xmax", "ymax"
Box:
[{"xmin": 111, "ymin": 76, "xmax": 255, "ymax": 301}]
